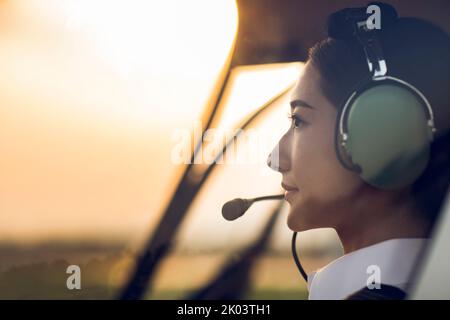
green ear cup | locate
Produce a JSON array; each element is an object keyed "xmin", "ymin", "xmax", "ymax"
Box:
[{"xmin": 344, "ymin": 84, "xmax": 433, "ymax": 190}]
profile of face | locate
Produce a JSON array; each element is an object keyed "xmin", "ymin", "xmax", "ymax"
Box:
[{"xmin": 267, "ymin": 62, "xmax": 368, "ymax": 232}]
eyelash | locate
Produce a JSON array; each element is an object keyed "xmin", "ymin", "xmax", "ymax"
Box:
[{"xmin": 287, "ymin": 112, "xmax": 305, "ymax": 129}]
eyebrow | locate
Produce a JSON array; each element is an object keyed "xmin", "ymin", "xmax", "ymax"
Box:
[{"xmin": 290, "ymin": 99, "xmax": 315, "ymax": 110}]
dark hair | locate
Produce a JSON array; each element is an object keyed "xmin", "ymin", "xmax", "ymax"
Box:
[{"xmin": 308, "ymin": 13, "xmax": 450, "ymax": 224}]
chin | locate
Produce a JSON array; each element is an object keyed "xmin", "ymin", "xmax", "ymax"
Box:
[
  {"xmin": 286, "ymin": 208, "xmax": 309, "ymax": 232},
  {"xmin": 286, "ymin": 202, "xmax": 327, "ymax": 232}
]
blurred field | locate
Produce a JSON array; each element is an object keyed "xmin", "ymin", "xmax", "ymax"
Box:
[{"xmin": 0, "ymin": 242, "xmax": 337, "ymax": 299}]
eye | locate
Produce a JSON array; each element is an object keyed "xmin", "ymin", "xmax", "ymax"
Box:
[{"xmin": 287, "ymin": 112, "xmax": 305, "ymax": 129}]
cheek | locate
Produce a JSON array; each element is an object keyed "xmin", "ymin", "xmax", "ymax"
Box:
[
  {"xmin": 287, "ymin": 125, "xmax": 362, "ymax": 230},
  {"xmin": 290, "ymin": 119, "xmax": 360, "ymax": 202}
]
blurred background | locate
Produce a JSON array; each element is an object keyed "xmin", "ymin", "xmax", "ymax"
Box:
[{"xmin": 1, "ymin": 0, "xmax": 449, "ymax": 299}]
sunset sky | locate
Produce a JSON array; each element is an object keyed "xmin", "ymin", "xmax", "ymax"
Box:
[{"xmin": 0, "ymin": 0, "xmax": 338, "ymax": 251}]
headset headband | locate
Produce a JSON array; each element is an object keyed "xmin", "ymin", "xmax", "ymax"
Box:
[{"xmin": 327, "ymin": 2, "xmax": 398, "ymax": 77}]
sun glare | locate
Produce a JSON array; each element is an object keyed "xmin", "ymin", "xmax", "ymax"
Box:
[{"xmin": 0, "ymin": 0, "xmax": 239, "ymax": 242}]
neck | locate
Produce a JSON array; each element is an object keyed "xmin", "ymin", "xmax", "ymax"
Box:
[{"xmin": 335, "ymin": 193, "xmax": 432, "ymax": 254}]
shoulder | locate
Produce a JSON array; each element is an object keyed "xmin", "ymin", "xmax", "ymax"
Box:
[{"xmin": 345, "ymin": 284, "xmax": 407, "ymax": 300}]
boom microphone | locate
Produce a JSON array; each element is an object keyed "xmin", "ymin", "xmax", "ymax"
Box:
[{"xmin": 222, "ymin": 194, "xmax": 284, "ymax": 221}]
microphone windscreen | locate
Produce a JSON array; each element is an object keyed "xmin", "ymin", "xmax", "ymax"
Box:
[{"xmin": 222, "ymin": 198, "xmax": 251, "ymax": 221}]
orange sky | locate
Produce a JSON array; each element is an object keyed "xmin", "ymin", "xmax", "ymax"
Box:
[
  {"xmin": 0, "ymin": 0, "xmax": 234, "ymax": 242},
  {"xmin": 0, "ymin": 0, "xmax": 338, "ymax": 251}
]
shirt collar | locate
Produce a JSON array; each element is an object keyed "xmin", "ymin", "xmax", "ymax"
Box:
[{"xmin": 307, "ymin": 238, "xmax": 428, "ymax": 300}]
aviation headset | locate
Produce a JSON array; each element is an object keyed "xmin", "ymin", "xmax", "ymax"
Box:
[{"xmin": 329, "ymin": 4, "xmax": 436, "ymax": 190}]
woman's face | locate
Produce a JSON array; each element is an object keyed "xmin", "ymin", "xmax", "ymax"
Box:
[{"xmin": 268, "ymin": 62, "xmax": 365, "ymax": 232}]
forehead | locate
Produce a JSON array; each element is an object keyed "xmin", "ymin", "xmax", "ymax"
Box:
[
  {"xmin": 290, "ymin": 63, "xmax": 322, "ymax": 106},
  {"xmin": 290, "ymin": 63, "xmax": 339, "ymax": 116}
]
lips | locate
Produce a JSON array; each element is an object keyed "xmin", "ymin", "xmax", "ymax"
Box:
[
  {"xmin": 281, "ymin": 182, "xmax": 299, "ymax": 203},
  {"xmin": 281, "ymin": 182, "xmax": 298, "ymax": 192}
]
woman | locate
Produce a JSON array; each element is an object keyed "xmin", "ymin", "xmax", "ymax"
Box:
[{"xmin": 267, "ymin": 4, "xmax": 450, "ymax": 300}]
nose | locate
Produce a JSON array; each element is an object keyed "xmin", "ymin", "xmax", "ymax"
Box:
[
  {"xmin": 267, "ymin": 131, "xmax": 291, "ymax": 173},
  {"xmin": 266, "ymin": 151, "xmax": 275, "ymax": 170}
]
